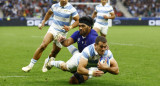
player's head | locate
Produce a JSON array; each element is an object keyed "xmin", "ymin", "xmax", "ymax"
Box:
[
  {"xmin": 79, "ymin": 16, "xmax": 94, "ymax": 36},
  {"xmin": 95, "ymin": 36, "xmax": 108, "ymax": 55},
  {"xmin": 101, "ymin": 0, "xmax": 108, "ymax": 4},
  {"xmin": 60, "ymin": 0, "xmax": 68, "ymax": 6}
]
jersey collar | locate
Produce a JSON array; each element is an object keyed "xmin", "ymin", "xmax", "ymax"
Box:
[{"xmin": 58, "ymin": 2, "xmax": 70, "ymax": 8}]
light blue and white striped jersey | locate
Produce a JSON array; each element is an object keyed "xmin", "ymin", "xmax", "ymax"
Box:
[
  {"xmin": 95, "ymin": 3, "xmax": 114, "ymax": 26},
  {"xmin": 78, "ymin": 43, "xmax": 113, "ymax": 68},
  {"xmin": 50, "ymin": 2, "xmax": 78, "ymax": 32}
]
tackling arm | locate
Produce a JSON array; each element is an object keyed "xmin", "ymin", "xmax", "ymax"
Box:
[{"xmin": 61, "ymin": 37, "xmax": 74, "ymax": 47}]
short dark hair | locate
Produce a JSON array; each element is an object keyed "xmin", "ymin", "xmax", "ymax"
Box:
[
  {"xmin": 79, "ymin": 16, "xmax": 94, "ymax": 27},
  {"xmin": 95, "ymin": 36, "xmax": 107, "ymax": 44}
]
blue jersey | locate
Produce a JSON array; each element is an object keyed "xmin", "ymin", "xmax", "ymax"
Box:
[{"xmin": 71, "ymin": 29, "xmax": 98, "ymax": 52}]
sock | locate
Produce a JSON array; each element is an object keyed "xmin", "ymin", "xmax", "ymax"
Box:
[
  {"xmin": 67, "ymin": 45, "xmax": 79, "ymax": 55},
  {"xmin": 50, "ymin": 60, "xmax": 64, "ymax": 69},
  {"xmin": 46, "ymin": 56, "xmax": 50, "ymax": 62},
  {"xmin": 28, "ymin": 58, "xmax": 37, "ymax": 68}
]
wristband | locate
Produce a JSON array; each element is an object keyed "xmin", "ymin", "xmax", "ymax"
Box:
[{"xmin": 88, "ymin": 70, "xmax": 93, "ymax": 76}]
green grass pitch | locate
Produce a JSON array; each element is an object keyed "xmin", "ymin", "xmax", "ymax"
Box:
[{"xmin": 0, "ymin": 26, "xmax": 159, "ymax": 86}]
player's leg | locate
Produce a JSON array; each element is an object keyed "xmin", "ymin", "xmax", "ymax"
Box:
[
  {"xmin": 93, "ymin": 27, "xmax": 100, "ymax": 34},
  {"xmin": 49, "ymin": 43, "xmax": 61, "ymax": 58},
  {"xmin": 42, "ymin": 27, "xmax": 67, "ymax": 72},
  {"xmin": 100, "ymin": 26, "xmax": 108, "ymax": 37},
  {"xmin": 22, "ymin": 32, "xmax": 54, "ymax": 72},
  {"xmin": 46, "ymin": 53, "xmax": 79, "ymax": 72},
  {"xmin": 67, "ymin": 45, "xmax": 79, "ymax": 55},
  {"xmin": 93, "ymin": 23, "xmax": 101, "ymax": 34},
  {"xmin": 42, "ymin": 43, "xmax": 61, "ymax": 72}
]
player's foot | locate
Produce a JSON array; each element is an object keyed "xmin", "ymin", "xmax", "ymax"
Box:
[
  {"xmin": 42, "ymin": 58, "xmax": 49, "ymax": 72},
  {"xmin": 22, "ymin": 65, "xmax": 32, "ymax": 72},
  {"xmin": 46, "ymin": 57, "xmax": 54, "ymax": 70},
  {"xmin": 42, "ymin": 57, "xmax": 54, "ymax": 72}
]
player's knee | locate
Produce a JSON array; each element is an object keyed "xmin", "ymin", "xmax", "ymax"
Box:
[
  {"xmin": 69, "ymin": 75, "xmax": 79, "ymax": 84},
  {"xmin": 69, "ymin": 72, "xmax": 85, "ymax": 84},
  {"xmin": 60, "ymin": 63, "xmax": 67, "ymax": 71},
  {"xmin": 115, "ymin": 69, "xmax": 119, "ymax": 75}
]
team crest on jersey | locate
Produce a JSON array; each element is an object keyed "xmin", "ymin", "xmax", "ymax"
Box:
[{"xmin": 77, "ymin": 38, "xmax": 80, "ymax": 42}]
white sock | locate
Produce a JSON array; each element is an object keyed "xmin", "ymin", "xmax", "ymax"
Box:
[
  {"xmin": 28, "ymin": 58, "xmax": 37, "ymax": 68},
  {"xmin": 50, "ymin": 60, "xmax": 64, "ymax": 68},
  {"xmin": 67, "ymin": 45, "xmax": 79, "ymax": 55}
]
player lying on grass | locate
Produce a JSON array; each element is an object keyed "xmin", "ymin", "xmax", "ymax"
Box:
[
  {"xmin": 45, "ymin": 36, "xmax": 119, "ymax": 84},
  {"xmin": 42, "ymin": 16, "xmax": 98, "ymax": 72}
]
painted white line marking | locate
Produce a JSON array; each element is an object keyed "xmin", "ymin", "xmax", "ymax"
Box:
[
  {"xmin": 31, "ymin": 36, "xmax": 43, "ymax": 38},
  {"xmin": 109, "ymin": 42, "xmax": 150, "ymax": 48},
  {"xmin": 0, "ymin": 76, "xmax": 28, "ymax": 78}
]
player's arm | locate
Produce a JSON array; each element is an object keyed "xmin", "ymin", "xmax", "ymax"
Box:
[
  {"xmin": 61, "ymin": 37, "xmax": 74, "ymax": 47},
  {"xmin": 39, "ymin": 9, "xmax": 53, "ymax": 29},
  {"xmin": 98, "ymin": 58, "xmax": 119, "ymax": 75},
  {"xmin": 63, "ymin": 15, "xmax": 79, "ymax": 31},
  {"xmin": 77, "ymin": 57, "xmax": 104, "ymax": 77},
  {"xmin": 92, "ymin": 10, "xmax": 97, "ymax": 19},
  {"xmin": 104, "ymin": 12, "xmax": 115, "ymax": 19},
  {"xmin": 70, "ymin": 15, "xmax": 79, "ymax": 29}
]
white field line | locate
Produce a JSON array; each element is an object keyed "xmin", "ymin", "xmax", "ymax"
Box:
[
  {"xmin": 0, "ymin": 76, "xmax": 28, "ymax": 78},
  {"xmin": 109, "ymin": 42, "xmax": 150, "ymax": 48},
  {"xmin": 31, "ymin": 36, "xmax": 43, "ymax": 38}
]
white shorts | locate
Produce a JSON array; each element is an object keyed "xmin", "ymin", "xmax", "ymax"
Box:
[
  {"xmin": 93, "ymin": 22, "xmax": 108, "ymax": 35},
  {"xmin": 47, "ymin": 24, "xmax": 67, "ymax": 48},
  {"xmin": 66, "ymin": 53, "xmax": 81, "ymax": 72}
]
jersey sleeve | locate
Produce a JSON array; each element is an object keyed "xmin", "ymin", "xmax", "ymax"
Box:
[
  {"xmin": 50, "ymin": 4, "xmax": 56, "ymax": 12},
  {"xmin": 81, "ymin": 47, "xmax": 91, "ymax": 60},
  {"xmin": 109, "ymin": 6, "xmax": 114, "ymax": 13},
  {"xmin": 107, "ymin": 50, "xmax": 114, "ymax": 59},
  {"xmin": 71, "ymin": 7, "xmax": 78, "ymax": 17},
  {"xmin": 70, "ymin": 31, "xmax": 79, "ymax": 43},
  {"xmin": 95, "ymin": 5, "xmax": 98, "ymax": 12}
]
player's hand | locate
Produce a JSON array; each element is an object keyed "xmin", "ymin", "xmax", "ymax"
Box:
[
  {"xmin": 58, "ymin": 35, "xmax": 66, "ymax": 42},
  {"xmin": 97, "ymin": 60, "xmax": 108, "ymax": 70},
  {"xmin": 38, "ymin": 23, "xmax": 44, "ymax": 30},
  {"xmin": 104, "ymin": 15, "xmax": 109, "ymax": 19},
  {"xmin": 63, "ymin": 25, "xmax": 70, "ymax": 32},
  {"xmin": 93, "ymin": 70, "xmax": 104, "ymax": 77}
]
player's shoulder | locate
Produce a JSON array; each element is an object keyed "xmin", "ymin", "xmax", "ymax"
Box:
[
  {"xmin": 105, "ymin": 4, "xmax": 113, "ymax": 8},
  {"xmin": 73, "ymin": 30, "xmax": 80, "ymax": 35},
  {"xmin": 104, "ymin": 49, "xmax": 112, "ymax": 55},
  {"xmin": 88, "ymin": 29, "xmax": 98, "ymax": 38},
  {"xmin": 96, "ymin": 4, "xmax": 101, "ymax": 7},
  {"xmin": 91, "ymin": 29, "xmax": 98, "ymax": 35},
  {"xmin": 51, "ymin": 2, "xmax": 59, "ymax": 8}
]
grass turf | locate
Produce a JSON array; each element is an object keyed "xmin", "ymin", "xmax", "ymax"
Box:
[{"xmin": 0, "ymin": 26, "xmax": 159, "ymax": 86}]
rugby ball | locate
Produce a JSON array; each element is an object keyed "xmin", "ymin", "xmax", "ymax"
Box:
[{"xmin": 99, "ymin": 57, "xmax": 110, "ymax": 67}]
